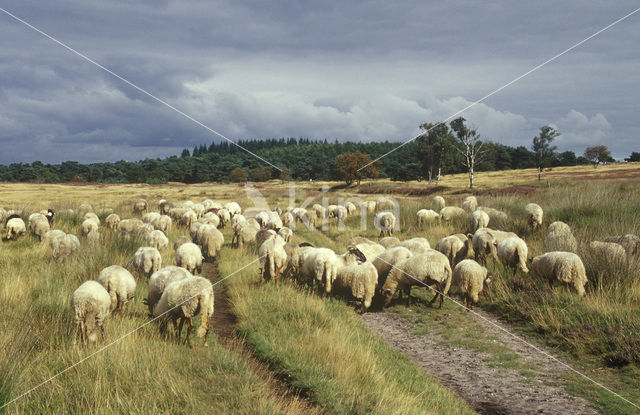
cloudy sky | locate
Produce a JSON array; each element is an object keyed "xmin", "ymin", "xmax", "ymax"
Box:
[{"xmin": 0, "ymin": 1, "xmax": 638, "ymax": 165}]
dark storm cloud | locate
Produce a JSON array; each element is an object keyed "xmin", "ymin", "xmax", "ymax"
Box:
[{"xmin": 0, "ymin": 0, "xmax": 638, "ymax": 164}]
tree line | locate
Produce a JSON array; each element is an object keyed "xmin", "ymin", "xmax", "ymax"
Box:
[{"xmin": 0, "ymin": 120, "xmax": 628, "ymax": 184}]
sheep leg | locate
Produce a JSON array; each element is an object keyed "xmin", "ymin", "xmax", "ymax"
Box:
[
  {"xmin": 259, "ymin": 266, "xmax": 265, "ymax": 284},
  {"xmin": 118, "ymin": 299, "xmax": 124, "ymax": 317},
  {"xmin": 428, "ymin": 287, "xmax": 440, "ymax": 307},
  {"xmin": 100, "ymin": 324, "xmax": 105, "ymax": 340},
  {"xmin": 185, "ymin": 318, "xmax": 193, "ymax": 347},
  {"xmin": 174, "ymin": 317, "xmax": 183, "ymax": 343}
]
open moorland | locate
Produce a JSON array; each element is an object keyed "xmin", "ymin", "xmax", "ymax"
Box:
[{"xmin": 1, "ymin": 162, "xmax": 639, "ymax": 414}]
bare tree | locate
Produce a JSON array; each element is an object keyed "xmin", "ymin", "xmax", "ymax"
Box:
[{"xmin": 450, "ymin": 117, "xmax": 483, "ymax": 188}]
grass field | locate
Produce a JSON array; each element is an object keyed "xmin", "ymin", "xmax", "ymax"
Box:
[{"xmin": 1, "ymin": 162, "xmax": 639, "ymax": 414}]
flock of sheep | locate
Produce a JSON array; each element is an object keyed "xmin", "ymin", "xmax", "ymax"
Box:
[{"xmin": 2, "ymin": 192, "xmax": 638, "ymax": 348}]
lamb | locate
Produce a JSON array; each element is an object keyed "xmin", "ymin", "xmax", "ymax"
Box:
[
  {"xmin": 603, "ymin": 234, "xmax": 640, "ymax": 257},
  {"xmin": 5, "ymin": 216, "xmax": 26, "ymax": 240},
  {"xmin": 199, "ymin": 226, "xmax": 224, "ymax": 261},
  {"xmin": 433, "ymin": 196, "xmax": 445, "ymax": 210},
  {"xmin": 146, "ymin": 230, "xmax": 169, "ymax": 250},
  {"xmin": 104, "ymin": 213, "xmax": 121, "ymax": 231},
  {"xmin": 128, "ymin": 247, "xmax": 163, "ymax": 279},
  {"xmin": 416, "ymin": 209, "xmax": 440, "ymax": 226},
  {"xmin": 278, "ymin": 227, "xmax": 293, "ymax": 243},
  {"xmin": 379, "ymin": 236, "xmax": 400, "ymax": 248},
  {"xmin": 50, "ymin": 233, "xmax": 80, "ymax": 262},
  {"xmin": 589, "ymin": 241, "xmax": 627, "ymax": 264},
  {"xmin": 258, "ymin": 235, "xmax": 288, "ymax": 285},
  {"xmin": 544, "ymin": 221, "xmax": 577, "ymax": 252},
  {"xmin": 532, "ymin": 251, "xmax": 588, "ymax": 296},
  {"xmin": 333, "ymin": 261, "xmax": 378, "ymax": 313},
  {"xmin": 471, "ymin": 210, "xmax": 490, "ymax": 232},
  {"xmin": 97, "ymin": 265, "xmax": 137, "ymax": 316},
  {"xmin": 439, "ymin": 206, "xmax": 466, "ymax": 221},
  {"xmin": 173, "ymin": 236, "xmax": 191, "ymax": 251},
  {"xmin": 472, "ymin": 228, "xmax": 517, "ymax": 263},
  {"xmin": 381, "ymin": 250, "xmax": 452, "ymax": 308},
  {"xmin": 372, "ymin": 246, "xmax": 413, "ymax": 287},
  {"xmin": 144, "ymin": 266, "xmax": 192, "ymax": 315},
  {"xmin": 71, "ymin": 280, "xmax": 111, "ymax": 345},
  {"xmin": 462, "ymin": 196, "xmax": 478, "ymax": 212},
  {"xmin": 453, "ymin": 259, "xmax": 492, "ymax": 309},
  {"xmin": 176, "ymin": 242, "xmax": 204, "ymax": 274},
  {"xmin": 153, "ymin": 276, "xmax": 214, "ymax": 346},
  {"xmin": 497, "ymin": 236, "xmax": 529, "ymax": 274},
  {"xmin": 435, "ymin": 234, "xmax": 472, "ymax": 267},
  {"xmin": 375, "ymin": 211, "xmax": 396, "ymax": 237},
  {"xmin": 525, "ymin": 203, "xmax": 543, "ymax": 231},
  {"xmin": 399, "ymin": 237, "xmax": 431, "ymax": 254},
  {"xmin": 133, "ymin": 198, "xmax": 149, "ymax": 215}
]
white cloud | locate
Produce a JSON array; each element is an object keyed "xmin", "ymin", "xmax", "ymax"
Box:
[{"xmin": 552, "ymin": 109, "xmax": 612, "ymax": 150}]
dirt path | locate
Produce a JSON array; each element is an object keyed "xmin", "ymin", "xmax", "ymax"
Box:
[
  {"xmin": 203, "ymin": 262, "xmax": 324, "ymax": 415},
  {"xmin": 362, "ymin": 309, "xmax": 600, "ymax": 415}
]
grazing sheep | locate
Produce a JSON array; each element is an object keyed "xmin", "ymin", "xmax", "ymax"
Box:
[
  {"xmin": 217, "ymin": 208, "xmax": 231, "ymax": 227},
  {"xmin": 282, "ymin": 211, "xmax": 294, "ymax": 228},
  {"xmin": 350, "ymin": 239, "xmax": 386, "ymax": 262},
  {"xmin": 153, "ymin": 276, "xmax": 214, "ymax": 346},
  {"xmin": 143, "ymin": 212, "xmax": 161, "ymax": 225},
  {"xmin": 472, "ymin": 228, "xmax": 517, "ymax": 263},
  {"xmin": 497, "ymin": 236, "xmax": 529, "ymax": 274},
  {"xmin": 376, "ymin": 197, "xmax": 395, "ymax": 211},
  {"xmin": 146, "ymin": 230, "xmax": 169, "ymax": 250},
  {"xmin": 117, "ymin": 218, "xmax": 144, "ymax": 233},
  {"xmin": 545, "ymin": 221, "xmax": 577, "ymax": 252},
  {"xmin": 176, "ymin": 243, "xmax": 204, "ymax": 274},
  {"xmin": 199, "ymin": 226, "xmax": 224, "ymax": 261},
  {"xmin": 453, "ymin": 259, "xmax": 492, "ymax": 309},
  {"xmin": 180, "ymin": 210, "xmax": 197, "ymax": 228},
  {"xmin": 345, "ymin": 202, "xmax": 357, "ymax": 216},
  {"xmin": 155, "ymin": 215, "xmax": 173, "ymax": 233},
  {"xmin": 375, "ymin": 211, "xmax": 396, "ymax": 237},
  {"xmin": 158, "ymin": 199, "xmax": 171, "ymax": 215},
  {"xmin": 71, "ymin": 280, "xmax": 111, "ymax": 345},
  {"xmin": 382, "ymin": 250, "xmax": 452, "ymax": 308},
  {"xmin": 282, "ymin": 242, "xmax": 315, "ymax": 281},
  {"xmin": 173, "ymin": 236, "xmax": 191, "ymax": 251},
  {"xmin": 41, "ymin": 229, "xmax": 65, "ymax": 248},
  {"xmin": 525, "ymin": 203, "xmax": 543, "ymax": 231},
  {"xmin": 477, "ymin": 206, "xmax": 509, "ymax": 222},
  {"xmin": 145, "ymin": 266, "xmax": 192, "ymax": 315},
  {"xmin": 192, "ymin": 203, "xmax": 205, "ymax": 218},
  {"xmin": 417, "ymin": 209, "xmax": 440, "ymax": 226},
  {"xmin": 29, "ymin": 214, "xmax": 50, "ymax": 240},
  {"xmin": 97, "ymin": 265, "xmax": 137, "ymax": 316},
  {"xmin": 87, "ymin": 229, "xmax": 101, "ymax": 245},
  {"xmin": 366, "ymin": 201, "xmax": 377, "ymax": 214},
  {"xmin": 51, "ymin": 233, "xmax": 80, "ymax": 262},
  {"xmin": 399, "ymin": 237, "xmax": 431, "ymax": 254},
  {"xmin": 379, "ymin": 236, "xmax": 400, "ymax": 248},
  {"xmin": 6, "ymin": 216, "xmax": 26, "ymax": 240},
  {"xmin": 133, "ymin": 198, "xmax": 148, "ymax": 215},
  {"xmin": 471, "ymin": 210, "xmax": 490, "ymax": 232},
  {"xmin": 436, "ymin": 234, "xmax": 472, "ymax": 267},
  {"xmin": 333, "ymin": 261, "xmax": 378, "ymax": 313},
  {"xmin": 589, "ymin": 241, "xmax": 627, "ymax": 264},
  {"xmin": 258, "ymin": 235, "xmax": 288, "ymax": 285},
  {"xmin": 224, "ymin": 202, "xmax": 242, "ymax": 217},
  {"xmin": 603, "ymin": 234, "xmax": 640, "ymax": 257},
  {"xmin": 255, "ymin": 211, "xmax": 270, "ymax": 228},
  {"xmin": 84, "ymin": 212, "xmax": 100, "ymax": 225},
  {"xmin": 462, "ymin": 196, "xmax": 478, "ymax": 212},
  {"xmin": 532, "ymin": 251, "xmax": 588, "ymax": 296},
  {"xmin": 301, "ymin": 246, "xmax": 366, "ymax": 293},
  {"xmin": 256, "ymin": 229, "xmax": 277, "ymax": 247},
  {"xmin": 373, "ymin": 246, "xmax": 413, "ymax": 287},
  {"xmin": 104, "ymin": 213, "xmax": 121, "ymax": 231},
  {"xmin": 266, "ymin": 211, "xmax": 283, "ymax": 230},
  {"xmin": 439, "ymin": 206, "xmax": 466, "ymax": 221},
  {"xmin": 78, "ymin": 203, "xmax": 93, "ymax": 217},
  {"xmin": 433, "ymin": 196, "xmax": 446, "ymax": 210},
  {"xmin": 278, "ymin": 227, "xmax": 293, "ymax": 243},
  {"xmin": 128, "ymin": 247, "xmax": 163, "ymax": 279},
  {"xmin": 233, "ymin": 222, "xmax": 260, "ymax": 247}
]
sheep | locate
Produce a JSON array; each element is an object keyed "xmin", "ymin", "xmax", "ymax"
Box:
[
  {"xmin": 71, "ymin": 280, "xmax": 111, "ymax": 345},
  {"xmin": 471, "ymin": 210, "xmax": 490, "ymax": 232},
  {"xmin": 333, "ymin": 261, "xmax": 378, "ymax": 313},
  {"xmin": 453, "ymin": 259, "xmax": 492, "ymax": 309},
  {"xmin": 433, "ymin": 196, "xmax": 445, "ymax": 210},
  {"xmin": 589, "ymin": 241, "xmax": 627, "ymax": 264},
  {"xmin": 282, "ymin": 211, "xmax": 294, "ymax": 228},
  {"xmin": 525, "ymin": 203, "xmax": 543, "ymax": 231},
  {"xmin": 350, "ymin": 239, "xmax": 386, "ymax": 262},
  {"xmin": 435, "ymin": 234, "xmax": 472, "ymax": 267},
  {"xmin": 29, "ymin": 214, "xmax": 50, "ymax": 240},
  {"xmin": 545, "ymin": 221, "xmax": 577, "ymax": 252},
  {"xmin": 416, "ymin": 209, "xmax": 440, "ymax": 226},
  {"xmin": 136, "ymin": 223, "xmax": 154, "ymax": 238},
  {"xmin": 87, "ymin": 229, "xmax": 101, "ymax": 245},
  {"xmin": 258, "ymin": 235, "xmax": 287, "ymax": 285},
  {"xmin": 439, "ymin": 206, "xmax": 466, "ymax": 222},
  {"xmin": 399, "ymin": 237, "xmax": 431, "ymax": 255},
  {"xmin": 497, "ymin": 236, "xmax": 529, "ymax": 274},
  {"xmin": 146, "ymin": 230, "xmax": 169, "ymax": 250},
  {"xmin": 278, "ymin": 227, "xmax": 293, "ymax": 243},
  {"xmin": 233, "ymin": 222, "xmax": 260, "ymax": 247},
  {"xmin": 301, "ymin": 246, "xmax": 367, "ymax": 293},
  {"xmin": 477, "ymin": 206, "xmax": 509, "ymax": 222},
  {"xmin": 256, "ymin": 229, "xmax": 277, "ymax": 247},
  {"xmin": 84, "ymin": 212, "xmax": 100, "ymax": 225},
  {"xmin": 255, "ymin": 211, "xmax": 270, "ymax": 228},
  {"xmin": 143, "ymin": 212, "xmax": 161, "ymax": 224},
  {"xmin": 462, "ymin": 196, "xmax": 478, "ymax": 212},
  {"xmin": 382, "ymin": 250, "xmax": 452, "ymax": 308},
  {"xmin": 472, "ymin": 228, "xmax": 517, "ymax": 263},
  {"xmin": 153, "ymin": 276, "xmax": 214, "ymax": 346},
  {"xmin": 176, "ymin": 243, "xmax": 204, "ymax": 274},
  {"xmin": 282, "ymin": 242, "xmax": 315, "ymax": 281},
  {"xmin": 144, "ymin": 266, "xmax": 192, "ymax": 315},
  {"xmin": 51, "ymin": 233, "xmax": 80, "ymax": 262},
  {"xmin": 180, "ymin": 210, "xmax": 197, "ymax": 228},
  {"xmin": 158, "ymin": 199, "xmax": 171, "ymax": 215},
  {"xmin": 78, "ymin": 203, "xmax": 93, "ymax": 217},
  {"xmin": 199, "ymin": 226, "xmax": 224, "ymax": 261},
  {"xmin": 266, "ymin": 211, "xmax": 283, "ymax": 230},
  {"xmin": 375, "ymin": 211, "xmax": 396, "ymax": 237},
  {"xmin": 217, "ymin": 208, "xmax": 231, "ymax": 227},
  {"xmin": 192, "ymin": 203, "xmax": 205, "ymax": 218},
  {"xmin": 154, "ymin": 214, "xmax": 173, "ymax": 233},
  {"xmin": 43, "ymin": 208, "xmax": 55, "ymax": 225},
  {"xmin": 173, "ymin": 236, "xmax": 191, "ymax": 251},
  {"xmin": 97, "ymin": 265, "xmax": 137, "ymax": 316},
  {"xmin": 532, "ymin": 251, "xmax": 588, "ymax": 296},
  {"xmin": 128, "ymin": 247, "xmax": 163, "ymax": 279},
  {"xmin": 133, "ymin": 198, "xmax": 149, "ymax": 215},
  {"xmin": 345, "ymin": 202, "xmax": 357, "ymax": 216},
  {"xmin": 117, "ymin": 218, "xmax": 144, "ymax": 233},
  {"xmin": 603, "ymin": 234, "xmax": 640, "ymax": 257},
  {"xmin": 373, "ymin": 246, "xmax": 413, "ymax": 287},
  {"xmin": 224, "ymin": 202, "xmax": 242, "ymax": 217},
  {"xmin": 376, "ymin": 197, "xmax": 395, "ymax": 211},
  {"xmin": 104, "ymin": 213, "xmax": 121, "ymax": 231},
  {"xmin": 379, "ymin": 236, "xmax": 400, "ymax": 248},
  {"xmin": 5, "ymin": 216, "xmax": 26, "ymax": 240},
  {"xmin": 41, "ymin": 229, "xmax": 65, "ymax": 248},
  {"xmin": 366, "ymin": 201, "xmax": 376, "ymax": 214}
]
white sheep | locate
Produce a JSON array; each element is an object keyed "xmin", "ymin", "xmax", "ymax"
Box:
[
  {"xmin": 255, "ymin": 211, "xmax": 270, "ymax": 228},
  {"xmin": 117, "ymin": 218, "xmax": 144, "ymax": 233},
  {"xmin": 87, "ymin": 229, "xmax": 101, "ymax": 245},
  {"xmin": 104, "ymin": 213, "xmax": 121, "ymax": 231},
  {"xmin": 83, "ymin": 212, "xmax": 100, "ymax": 226},
  {"xmin": 146, "ymin": 230, "xmax": 169, "ymax": 250},
  {"xmin": 589, "ymin": 241, "xmax": 627, "ymax": 264},
  {"xmin": 78, "ymin": 203, "xmax": 93, "ymax": 217},
  {"xmin": 603, "ymin": 234, "xmax": 640, "ymax": 257},
  {"xmin": 217, "ymin": 208, "xmax": 231, "ymax": 227},
  {"xmin": 416, "ymin": 209, "xmax": 440, "ymax": 226},
  {"xmin": 128, "ymin": 247, "xmax": 163, "ymax": 278},
  {"xmin": 192, "ymin": 203, "xmax": 205, "ymax": 218},
  {"xmin": 497, "ymin": 236, "xmax": 529, "ymax": 274},
  {"xmin": 382, "ymin": 250, "xmax": 452, "ymax": 308},
  {"xmin": 372, "ymin": 246, "xmax": 413, "ymax": 287},
  {"xmin": 266, "ymin": 211, "xmax": 283, "ymax": 230},
  {"xmin": 51, "ymin": 233, "xmax": 80, "ymax": 262},
  {"xmin": 350, "ymin": 239, "xmax": 386, "ymax": 262},
  {"xmin": 256, "ymin": 229, "xmax": 277, "ymax": 247},
  {"xmin": 333, "ymin": 261, "xmax": 378, "ymax": 313},
  {"xmin": 278, "ymin": 227, "xmax": 293, "ymax": 243},
  {"xmin": 233, "ymin": 222, "xmax": 260, "ymax": 247},
  {"xmin": 173, "ymin": 236, "xmax": 191, "ymax": 251},
  {"xmin": 133, "ymin": 198, "xmax": 148, "ymax": 215},
  {"xmin": 282, "ymin": 211, "xmax": 295, "ymax": 228},
  {"xmin": 462, "ymin": 196, "xmax": 478, "ymax": 212},
  {"xmin": 199, "ymin": 225, "xmax": 224, "ymax": 261},
  {"xmin": 435, "ymin": 234, "xmax": 472, "ymax": 267},
  {"xmin": 282, "ymin": 242, "xmax": 315, "ymax": 281},
  {"xmin": 155, "ymin": 214, "xmax": 173, "ymax": 233},
  {"xmin": 158, "ymin": 199, "xmax": 171, "ymax": 214},
  {"xmin": 525, "ymin": 203, "xmax": 543, "ymax": 231},
  {"xmin": 176, "ymin": 242, "xmax": 204, "ymax": 274},
  {"xmin": 258, "ymin": 235, "xmax": 288, "ymax": 285},
  {"xmin": 544, "ymin": 221, "xmax": 577, "ymax": 252},
  {"xmin": 472, "ymin": 228, "xmax": 517, "ymax": 263},
  {"xmin": 97, "ymin": 265, "xmax": 137, "ymax": 316},
  {"xmin": 153, "ymin": 275, "xmax": 214, "ymax": 346},
  {"xmin": 144, "ymin": 265, "xmax": 192, "ymax": 315},
  {"xmin": 143, "ymin": 212, "xmax": 161, "ymax": 224},
  {"xmin": 345, "ymin": 201, "xmax": 357, "ymax": 216},
  {"xmin": 5, "ymin": 216, "xmax": 26, "ymax": 240},
  {"xmin": 532, "ymin": 251, "xmax": 588, "ymax": 296},
  {"xmin": 433, "ymin": 196, "xmax": 445, "ymax": 210},
  {"xmin": 477, "ymin": 206, "xmax": 509, "ymax": 222},
  {"xmin": 379, "ymin": 236, "xmax": 400, "ymax": 248},
  {"xmin": 224, "ymin": 202, "xmax": 242, "ymax": 217},
  {"xmin": 71, "ymin": 280, "xmax": 111, "ymax": 345},
  {"xmin": 453, "ymin": 259, "xmax": 492, "ymax": 309},
  {"xmin": 301, "ymin": 246, "xmax": 367, "ymax": 293},
  {"xmin": 375, "ymin": 211, "xmax": 396, "ymax": 237},
  {"xmin": 471, "ymin": 210, "xmax": 490, "ymax": 232},
  {"xmin": 41, "ymin": 229, "xmax": 65, "ymax": 248},
  {"xmin": 439, "ymin": 206, "xmax": 466, "ymax": 221},
  {"xmin": 180, "ymin": 210, "xmax": 197, "ymax": 228},
  {"xmin": 365, "ymin": 201, "xmax": 376, "ymax": 214},
  {"xmin": 29, "ymin": 214, "xmax": 50, "ymax": 240},
  {"xmin": 399, "ymin": 237, "xmax": 431, "ymax": 255}
]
